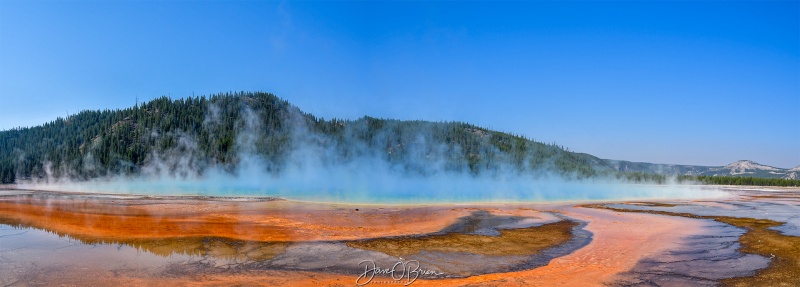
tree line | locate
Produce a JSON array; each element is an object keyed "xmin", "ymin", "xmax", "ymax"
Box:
[
  {"xmin": 677, "ymin": 175, "xmax": 800, "ymax": 187},
  {"xmin": 3, "ymin": 91, "xmax": 796, "ymax": 188},
  {"xmin": 0, "ymin": 91, "xmax": 606, "ymax": 183}
]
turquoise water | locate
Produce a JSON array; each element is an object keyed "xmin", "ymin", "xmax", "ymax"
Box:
[
  {"xmin": 19, "ymin": 143, "xmax": 729, "ymax": 204},
  {"xmin": 22, "ymin": 176, "xmax": 728, "ymax": 204}
]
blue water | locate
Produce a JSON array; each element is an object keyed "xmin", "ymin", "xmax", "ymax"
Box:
[{"xmin": 24, "ymin": 176, "xmax": 728, "ymax": 204}]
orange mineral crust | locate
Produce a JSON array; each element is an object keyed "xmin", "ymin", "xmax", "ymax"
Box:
[
  {"xmin": 265, "ymin": 207, "xmax": 704, "ymax": 287},
  {"xmin": 204, "ymin": 207, "xmax": 703, "ymax": 287},
  {"xmin": 0, "ymin": 193, "xmax": 707, "ymax": 286},
  {"xmin": 0, "ymin": 194, "xmax": 471, "ymax": 242}
]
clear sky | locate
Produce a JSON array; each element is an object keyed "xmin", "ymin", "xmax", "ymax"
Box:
[{"xmin": 0, "ymin": 1, "xmax": 798, "ymax": 168}]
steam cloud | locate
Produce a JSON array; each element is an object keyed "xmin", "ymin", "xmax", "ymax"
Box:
[{"xmin": 19, "ymin": 104, "xmax": 728, "ymax": 204}]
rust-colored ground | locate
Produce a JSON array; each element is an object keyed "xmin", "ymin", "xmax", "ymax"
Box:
[
  {"xmin": 0, "ymin": 195, "xmax": 470, "ymax": 242},
  {"xmin": 347, "ymin": 220, "xmax": 576, "ymax": 257},
  {"xmin": 0, "ymin": 193, "xmax": 706, "ymax": 286},
  {"xmin": 220, "ymin": 208, "xmax": 695, "ymax": 286},
  {"xmin": 589, "ymin": 203, "xmax": 800, "ymax": 287}
]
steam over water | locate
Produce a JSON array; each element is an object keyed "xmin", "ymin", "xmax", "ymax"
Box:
[
  {"xmin": 18, "ymin": 104, "xmax": 728, "ymax": 204},
  {"xmin": 21, "ymin": 177, "xmax": 726, "ymax": 204}
]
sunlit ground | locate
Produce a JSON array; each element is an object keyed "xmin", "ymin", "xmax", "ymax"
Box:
[{"xmin": 0, "ymin": 186, "xmax": 798, "ymax": 286}]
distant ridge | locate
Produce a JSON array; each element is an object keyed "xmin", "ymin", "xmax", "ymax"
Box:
[{"xmin": 604, "ymin": 159, "xmax": 799, "ymax": 179}]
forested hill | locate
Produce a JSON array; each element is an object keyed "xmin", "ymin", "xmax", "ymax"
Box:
[{"xmin": 0, "ymin": 91, "xmax": 614, "ymax": 184}]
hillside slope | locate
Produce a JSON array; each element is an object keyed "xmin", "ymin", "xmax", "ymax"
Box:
[{"xmin": 0, "ymin": 92, "xmax": 612, "ymax": 184}]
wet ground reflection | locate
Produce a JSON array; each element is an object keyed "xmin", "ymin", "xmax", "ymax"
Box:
[
  {"xmin": 596, "ymin": 188, "xmax": 800, "ymax": 286},
  {"xmin": 0, "ymin": 224, "xmax": 196, "ymax": 286},
  {"xmin": 612, "ymin": 219, "xmax": 769, "ymax": 286},
  {"xmin": 1, "ymin": 187, "xmax": 798, "ymax": 286},
  {"xmin": 608, "ymin": 192, "xmax": 800, "ymax": 236},
  {"xmin": 0, "ymin": 191, "xmax": 588, "ymax": 282}
]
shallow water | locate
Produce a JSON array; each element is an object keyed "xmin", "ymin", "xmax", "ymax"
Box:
[
  {"xmin": 0, "ymin": 209, "xmax": 588, "ymax": 280},
  {"xmin": 0, "ymin": 187, "xmax": 796, "ymax": 286},
  {"xmin": 607, "ymin": 193, "xmax": 800, "ymax": 236},
  {"xmin": 0, "ymin": 224, "xmax": 196, "ymax": 286},
  {"xmin": 612, "ymin": 219, "xmax": 770, "ymax": 286},
  {"xmin": 17, "ymin": 181, "xmax": 728, "ymax": 204}
]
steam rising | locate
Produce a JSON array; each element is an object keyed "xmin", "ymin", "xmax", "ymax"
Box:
[{"xmin": 19, "ymin": 104, "xmax": 728, "ymax": 204}]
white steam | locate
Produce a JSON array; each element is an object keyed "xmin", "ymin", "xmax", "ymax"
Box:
[{"xmin": 18, "ymin": 105, "xmax": 729, "ymax": 204}]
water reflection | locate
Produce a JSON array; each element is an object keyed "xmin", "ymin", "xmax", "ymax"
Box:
[
  {"xmin": 1, "ymin": 188, "xmax": 796, "ymax": 286},
  {"xmin": 0, "ymin": 192, "xmax": 589, "ymax": 278},
  {"xmin": 604, "ymin": 188, "xmax": 800, "ymax": 286},
  {"xmin": 607, "ymin": 189, "xmax": 800, "ymax": 236},
  {"xmin": 0, "ymin": 191, "xmax": 447, "ymax": 243}
]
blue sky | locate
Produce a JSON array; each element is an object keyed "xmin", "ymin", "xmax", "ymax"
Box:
[{"xmin": 0, "ymin": 1, "xmax": 798, "ymax": 168}]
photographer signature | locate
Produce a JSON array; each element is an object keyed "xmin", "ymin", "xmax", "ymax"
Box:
[{"xmin": 356, "ymin": 259, "xmax": 444, "ymax": 286}]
